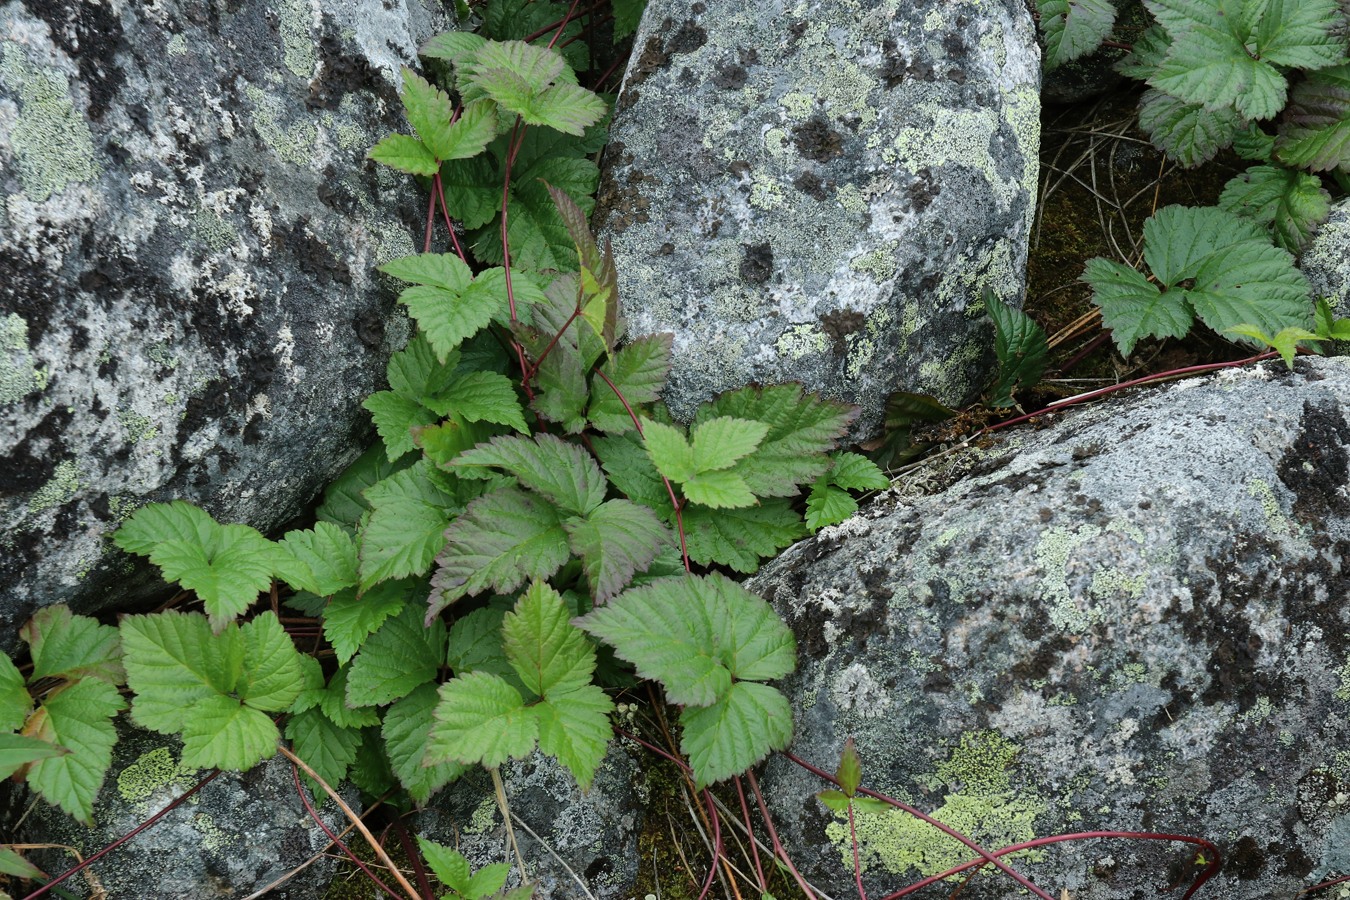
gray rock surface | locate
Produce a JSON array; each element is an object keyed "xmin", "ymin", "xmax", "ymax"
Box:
[
  {"xmin": 596, "ymin": 0, "xmax": 1041, "ymax": 437},
  {"xmin": 13, "ymin": 723, "xmax": 352, "ymax": 899},
  {"xmin": 751, "ymin": 356, "xmax": 1350, "ymax": 899},
  {"xmin": 0, "ymin": 0, "xmax": 448, "ymax": 635},
  {"xmin": 415, "ymin": 745, "xmax": 646, "ymax": 899},
  {"xmin": 1304, "ymin": 198, "xmax": 1350, "ymax": 317}
]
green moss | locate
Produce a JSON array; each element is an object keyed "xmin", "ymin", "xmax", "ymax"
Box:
[
  {"xmin": 1, "ymin": 313, "xmax": 45, "ymax": 404},
  {"xmin": 0, "ymin": 43, "xmax": 101, "ymax": 201},
  {"xmin": 28, "ymin": 459, "xmax": 80, "ymax": 514},
  {"xmin": 465, "ymin": 795, "xmax": 498, "ymax": 834},
  {"xmin": 828, "ymin": 731, "xmax": 1044, "ymax": 879}
]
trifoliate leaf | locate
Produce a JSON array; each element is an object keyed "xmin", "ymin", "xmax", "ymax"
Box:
[
  {"xmin": 828, "ymin": 452, "xmax": 890, "ymax": 491},
  {"xmin": 399, "ymin": 284, "xmax": 506, "ymax": 364},
  {"xmin": 680, "ymin": 682, "xmax": 793, "ymax": 788},
  {"xmin": 323, "ymin": 581, "xmax": 409, "ymax": 665},
  {"xmin": 0, "ymin": 733, "xmax": 64, "ymax": 781},
  {"xmin": 643, "ymin": 420, "xmax": 697, "ymax": 483},
  {"xmin": 1276, "ymin": 65, "xmax": 1350, "ymax": 171},
  {"xmin": 317, "ymin": 445, "xmax": 414, "ymax": 533},
  {"xmin": 180, "ymin": 694, "xmax": 279, "ymax": 770},
  {"xmin": 805, "ymin": 482, "xmax": 858, "ymax": 532},
  {"xmin": 986, "ymin": 292, "xmax": 1049, "ymax": 407},
  {"xmin": 1082, "ymin": 257, "xmax": 1193, "ymax": 357},
  {"xmin": 422, "ymin": 371, "xmax": 528, "ymax": 434},
  {"xmin": 286, "ymin": 707, "xmax": 361, "ymax": 799},
  {"xmin": 0, "ymin": 653, "xmax": 30, "ymax": 733},
  {"xmin": 682, "ymin": 469, "xmax": 758, "ymax": 509},
  {"xmin": 682, "ymin": 500, "xmax": 807, "ymax": 573},
  {"xmin": 23, "ymin": 679, "xmax": 126, "ymax": 823},
  {"xmin": 453, "ymin": 433, "xmax": 607, "ymax": 515},
  {"xmin": 277, "ymin": 522, "xmax": 359, "ymax": 597},
  {"xmin": 148, "ymin": 524, "xmax": 277, "ymax": 630},
  {"xmin": 696, "ymin": 385, "xmax": 855, "ymax": 498},
  {"xmin": 21, "ymin": 605, "xmax": 123, "ymax": 685},
  {"xmin": 428, "ymin": 672, "xmax": 539, "ymax": 768},
  {"xmin": 1038, "ymin": 0, "xmax": 1116, "ymax": 71},
  {"xmin": 593, "ymin": 431, "xmax": 671, "ymax": 511},
  {"xmin": 467, "ymin": 40, "xmax": 567, "ymax": 97},
  {"xmin": 384, "ymin": 684, "xmax": 466, "ymax": 803},
  {"xmin": 358, "ymin": 461, "xmax": 457, "ymax": 590},
  {"xmin": 1219, "ymin": 165, "xmax": 1331, "ymax": 253},
  {"xmin": 442, "ymin": 100, "xmax": 499, "ymax": 161},
  {"xmin": 536, "ymin": 685, "xmax": 613, "ymax": 789},
  {"xmin": 368, "ymin": 133, "xmax": 439, "ymax": 175},
  {"xmin": 502, "ymin": 581, "xmax": 597, "ymax": 697},
  {"xmin": 379, "ymin": 252, "xmax": 474, "ymax": 292},
  {"xmin": 120, "ymin": 610, "xmax": 240, "ymax": 733},
  {"xmin": 320, "ymin": 665, "xmax": 380, "ymax": 729},
  {"xmin": 481, "ymin": 0, "xmax": 589, "ymax": 72},
  {"xmin": 446, "ymin": 607, "xmax": 514, "ymax": 679},
  {"xmin": 415, "ymin": 836, "xmax": 474, "ymax": 897},
  {"xmin": 564, "ymin": 500, "xmax": 671, "ymax": 602},
  {"xmin": 429, "ymin": 487, "xmax": 570, "ymax": 617},
  {"xmin": 700, "ymin": 571, "xmax": 796, "ymax": 682},
  {"xmin": 346, "ymin": 604, "xmax": 447, "ymax": 707},
  {"xmin": 587, "ymin": 334, "xmax": 673, "ymax": 433},
  {"xmin": 1150, "ymin": 27, "xmax": 1287, "ymax": 121},
  {"xmin": 1138, "ymin": 88, "xmax": 1243, "ymax": 168},
  {"xmin": 817, "ymin": 789, "xmax": 852, "ymax": 814},
  {"xmin": 1142, "ymin": 205, "xmax": 1268, "ymax": 286},
  {"xmin": 400, "ymin": 67, "xmax": 457, "ymax": 161},
  {"xmin": 1226, "ymin": 324, "xmax": 1320, "ymax": 367},
  {"xmin": 112, "ymin": 500, "xmax": 216, "ymax": 557},
  {"xmin": 421, "ymin": 31, "xmax": 488, "ymax": 81}
]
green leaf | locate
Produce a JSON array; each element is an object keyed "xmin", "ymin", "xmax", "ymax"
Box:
[
  {"xmin": 1150, "ymin": 28, "xmax": 1286, "ymax": 121},
  {"xmin": 379, "ymin": 252, "xmax": 475, "ymax": 291},
  {"xmin": 468, "ymin": 40, "xmax": 567, "ymax": 97},
  {"xmin": 612, "ymin": 0, "xmax": 646, "ymax": 38},
  {"xmin": 439, "ymin": 153, "xmax": 502, "ymax": 231},
  {"xmin": 696, "ymin": 385, "xmax": 855, "ymax": 498},
  {"xmin": 817, "ymin": 789, "xmax": 851, "ymax": 814},
  {"xmin": 358, "ymin": 461, "xmax": 457, "ymax": 590},
  {"xmin": 1037, "ymin": 0, "xmax": 1116, "ymax": 71},
  {"xmin": 446, "ymin": 607, "xmax": 516, "ymax": 681},
  {"xmin": 440, "ymin": 100, "xmax": 500, "ymax": 161},
  {"xmin": 346, "ymin": 604, "xmax": 448, "ymax": 707},
  {"xmin": 481, "ymin": 0, "xmax": 589, "ymax": 72},
  {"xmin": 986, "ymin": 292, "xmax": 1049, "ymax": 407},
  {"xmin": 536, "ymin": 684, "xmax": 613, "ymax": 789},
  {"xmin": 430, "ymin": 487, "xmax": 570, "ymax": 616},
  {"xmin": 1083, "ymin": 257, "xmax": 1192, "ymax": 358},
  {"xmin": 399, "ymin": 284, "xmax": 506, "ymax": 364},
  {"xmin": 149, "ymin": 524, "xmax": 277, "ymax": 630},
  {"xmin": 0, "ymin": 844, "xmax": 44, "ymax": 879},
  {"xmin": 24, "ymin": 678, "xmax": 126, "ymax": 823},
  {"xmin": 237, "ymin": 612, "xmax": 305, "ymax": 712},
  {"xmin": 347, "ymin": 726, "xmax": 397, "ymax": 798},
  {"xmin": 643, "ymin": 419, "xmax": 697, "ymax": 483},
  {"xmin": 465, "ymin": 42, "xmax": 605, "ymax": 136},
  {"xmin": 682, "ymin": 469, "xmax": 758, "ymax": 509},
  {"xmin": 520, "ymin": 82, "xmax": 608, "ymax": 137},
  {"xmin": 805, "ymin": 482, "xmax": 858, "ymax": 532},
  {"xmin": 423, "ymin": 371, "xmax": 528, "ymax": 434},
  {"xmin": 277, "ymin": 522, "xmax": 359, "ymax": 597},
  {"xmin": 1277, "ymin": 64, "xmax": 1350, "ymax": 171},
  {"xmin": 1186, "ymin": 240, "xmax": 1313, "ymax": 337},
  {"xmin": 453, "ymin": 433, "xmax": 608, "ymax": 515},
  {"xmin": 1257, "ymin": 0, "xmax": 1348, "ymax": 70},
  {"xmin": 692, "ymin": 417, "xmax": 770, "ymax": 472},
  {"xmin": 680, "ymin": 682, "xmax": 793, "ymax": 788},
  {"xmin": 317, "ymin": 445, "xmax": 413, "ymax": 533},
  {"xmin": 0, "ymin": 733, "xmax": 65, "ymax": 780},
  {"xmin": 120, "ymin": 610, "xmax": 239, "ymax": 733},
  {"xmin": 0, "ymin": 653, "xmax": 30, "ymax": 732},
  {"xmin": 828, "ymin": 453, "xmax": 890, "ymax": 492},
  {"xmin": 1227, "ymin": 324, "xmax": 1320, "ymax": 367},
  {"xmin": 1234, "ymin": 122, "xmax": 1277, "ymax": 161},
  {"xmin": 1219, "ymin": 165, "xmax": 1331, "ymax": 253},
  {"xmin": 21, "ymin": 604, "xmax": 123, "ymax": 685},
  {"xmin": 1115, "ymin": 25, "xmax": 1171, "ymax": 81},
  {"xmin": 286, "ymin": 707, "xmax": 361, "ymax": 798},
  {"xmin": 364, "ymin": 391, "xmax": 440, "ymax": 461},
  {"xmin": 112, "ymin": 500, "xmax": 216, "ymax": 557},
  {"xmin": 1138, "ymin": 88, "xmax": 1243, "ymax": 168},
  {"xmin": 593, "ymin": 431, "xmax": 671, "ymax": 511},
  {"xmin": 587, "ymin": 334, "xmax": 673, "ymax": 433},
  {"xmin": 289, "ymin": 654, "xmax": 326, "ymax": 714},
  {"xmin": 416, "ymin": 836, "xmax": 474, "ymax": 896},
  {"xmin": 1142, "ymin": 205, "xmax": 1267, "ymax": 286},
  {"xmin": 323, "ymin": 581, "xmax": 409, "ymax": 665},
  {"xmin": 384, "ymin": 684, "xmax": 466, "ymax": 802},
  {"xmin": 179, "ymin": 694, "xmax": 279, "ymax": 770},
  {"xmin": 502, "ymin": 581, "xmax": 597, "ymax": 697},
  {"xmin": 400, "ymin": 67, "xmax": 458, "ymax": 161},
  {"xmin": 682, "ymin": 501, "xmax": 806, "ymax": 573},
  {"xmin": 320, "ymin": 665, "xmax": 381, "ymax": 729},
  {"xmin": 428, "ymin": 672, "xmax": 539, "ymax": 768},
  {"xmin": 369, "ymin": 133, "xmax": 439, "ymax": 176},
  {"xmin": 837, "ymin": 737, "xmax": 863, "ymax": 796},
  {"xmin": 421, "ymin": 31, "xmax": 488, "ymax": 79},
  {"xmin": 564, "ymin": 500, "xmax": 671, "ymax": 602}
]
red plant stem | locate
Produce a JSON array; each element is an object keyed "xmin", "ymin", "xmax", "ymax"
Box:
[
  {"xmin": 985, "ymin": 350, "xmax": 1283, "ymax": 436},
  {"xmin": 1300, "ymin": 872, "xmax": 1350, "ymax": 896},
  {"xmin": 784, "ymin": 751, "xmax": 1053, "ymax": 900},
  {"xmin": 432, "ymin": 172, "xmax": 469, "ymax": 264},
  {"xmin": 745, "ymin": 769, "xmax": 820, "ymax": 900},
  {"xmin": 289, "ymin": 763, "xmax": 407, "ymax": 900},
  {"xmin": 522, "ymin": 0, "xmax": 607, "ymax": 44},
  {"xmin": 391, "ymin": 817, "xmax": 435, "ymax": 900},
  {"xmin": 697, "ymin": 788, "xmax": 722, "ymax": 900},
  {"xmin": 735, "ymin": 776, "xmax": 767, "ymax": 892},
  {"xmin": 1056, "ymin": 330, "xmax": 1111, "ymax": 375},
  {"xmin": 524, "ymin": 306, "xmax": 582, "ymax": 383},
  {"xmin": 591, "ymin": 367, "xmax": 691, "ymax": 571},
  {"xmin": 423, "ymin": 189, "xmax": 436, "ymax": 254},
  {"xmin": 848, "ymin": 800, "xmax": 868, "ymax": 900},
  {"xmin": 21, "ymin": 770, "xmax": 222, "ymax": 900},
  {"xmin": 545, "ymin": 0, "xmax": 586, "ymax": 48},
  {"xmin": 876, "ymin": 831, "xmax": 1221, "ymax": 900},
  {"xmin": 593, "ymin": 53, "xmax": 627, "ymax": 92}
]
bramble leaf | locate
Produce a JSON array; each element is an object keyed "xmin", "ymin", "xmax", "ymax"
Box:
[
  {"xmin": 643, "ymin": 420, "xmax": 696, "ymax": 483},
  {"xmin": 317, "ymin": 445, "xmax": 413, "ymax": 533},
  {"xmin": 400, "ymin": 67, "xmax": 457, "ymax": 161},
  {"xmin": 1038, "ymin": 0, "xmax": 1116, "ymax": 71},
  {"xmin": 428, "ymin": 671, "xmax": 539, "ymax": 768},
  {"xmin": 112, "ymin": 500, "xmax": 217, "ymax": 558},
  {"xmin": 179, "ymin": 695, "xmax": 279, "ymax": 770},
  {"xmin": 1083, "ymin": 257, "xmax": 1192, "ymax": 357},
  {"xmin": 23, "ymin": 679, "xmax": 125, "ymax": 823},
  {"xmin": 346, "ymin": 604, "xmax": 447, "ymax": 707},
  {"xmin": 692, "ymin": 417, "xmax": 770, "ymax": 472},
  {"xmin": 536, "ymin": 684, "xmax": 613, "ymax": 789},
  {"xmin": 986, "ymin": 292, "xmax": 1049, "ymax": 407},
  {"xmin": 1138, "ymin": 88, "xmax": 1243, "ymax": 168},
  {"xmin": 320, "ymin": 666, "xmax": 380, "ymax": 729},
  {"xmin": 439, "ymin": 100, "xmax": 499, "ymax": 161},
  {"xmin": 384, "ymin": 684, "xmax": 466, "ymax": 802},
  {"xmin": 446, "ymin": 607, "xmax": 517, "ymax": 683},
  {"xmin": 502, "ymin": 581, "xmax": 597, "ymax": 697},
  {"xmin": 564, "ymin": 500, "xmax": 670, "ymax": 603},
  {"xmin": 120, "ymin": 610, "xmax": 239, "ymax": 734},
  {"xmin": 148, "ymin": 524, "xmax": 278, "ymax": 631},
  {"xmin": 837, "ymin": 737, "xmax": 863, "ymax": 797},
  {"xmin": 438, "ymin": 153, "xmax": 502, "ymax": 231},
  {"xmin": 379, "ymin": 252, "xmax": 473, "ymax": 292},
  {"xmin": 286, "ymin": 707, "xmax": 361, "ymax": 798},
  {"xmin": 828, "ymin": 452, "xmax": 890, "ymax": 492},
  {"xmin": 277, "ymin": 522, "xmax": 359, "ymax": 597},
  {"xmin": 452, "ymin": 433, "xmax": 607, "ymax": 515},
  {"xmin": 238, "ymin": 612, "xmax": 306, "ymax": 713},
  {"xmin": 322, "ymin": 581, "xmax": 409, "ymax": 665},
  {"xmin": 1276, "ymin": 64, "xmax": 1350, "ymax": 171},
  {"xmin": 593, "ymin": 431, "xmax": 671, "ymax": 511},
  {"xmin": 21, "ymin": 605, "xmax": 123, "ymax": 685},
  {"xmin": 1115, "ymin": 25, "xmax": 1171, "ymax": 81},
  {"xmin": 0, "ymin": 733, "xmax": 65, "ymax": 781},
  {"xmin": 364, "ymin": 391, "xmax": 440, "ymax": 461},
  {"xmin": 587, "ymin": 334, "xmax": 674, "ymax": 433},
  {"xmin": 358, "ymin": 461, "xmax": 458, "ymax": 590},
  {"xmin": 368, "ymin": 133, "xmax": 439, "ymax": 175},
  {"xmin": 805, "ymin": 482, "xmax": 858, "ymax": 532},
  {"xmin": 1219, "ymin": 165, "xmax": 1331, "ymax": 253},
  {"xmin": 0, "ymin": 653, "xmax": 30, "ymax": 732},
  {"xmin": 680, "ymin": 681, "xmax": 793, "ymax": 788},
  {"xmin": 1187, "ymin": 240, "xmax": 1313, "ymax": 337},
  {"xmin": 423, "ymin": 371, "xmax": 527, "ymax": 434},
  {"xmin": 682, "ymin": 500, "xmax": 806, "ymax": 573},
  {"xmin": 429, "ymin": 487, "xmax": 570, "ymax": 617},
  {"xmin": 420, "ymin": 31, "xmax": 488, "ymax": 82}
]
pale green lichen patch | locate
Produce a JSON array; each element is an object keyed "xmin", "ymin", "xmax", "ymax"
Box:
[
  {"xmin": 244, "ymin": 84, "xmax": 316, "ymax": 167},
  {"xmin": 776, "ymin": 324, "xmax": 828, "ymax": 359},
  {"xmin": 192, "ymin": 812, "xmax": 234, "ymax": 851},
  {"xmin": 167, "ymin": 34, "xmax": 188, "ymax": 57},
  {"xmin": 118, "ymin": 408, "xmax": 158, "ymax": 444},
  {"xmin": 28, "ymin": 459, "xmax": 80, "ymax": 514},
  {"xmin": 828, "ymin": 730, "xmax": 1044, "ymax": 879},
  {"xmin": 0, "ymin": 43, "xmax": 101, "ymax": 201},
  {"xmin": 849, "ymin": 243, "xmax": 900, "ymax": 281},
  {"xmin": 1247, "ymin": 477, "xmax": 1293, "ymax": 537},
  {"xmin": 1, "ymin": 313, "xmax": 45, "ymax": 404},
  {"xmin": 1034, "ymin": 525, "xmax": 1103, "ymax": 633},
  {"xmin": 1335, "ymin": 655, "xmax": 1350, "ymax": 702},
  {"xmin": 466, "ymin": 796, "xmax": 499, "ymax": 834},
  {"xmin": 280, "ymin": 0, "xmax": 318, "ymax": 79},
  {"xmin": 117, "ymin": 747, "xmax": 200, "ymax": 804}
]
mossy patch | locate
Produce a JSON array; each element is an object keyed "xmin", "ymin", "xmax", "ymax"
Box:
[{"xmin": 0, "ymin": 42, "xmax": 101, "ymax": 201}]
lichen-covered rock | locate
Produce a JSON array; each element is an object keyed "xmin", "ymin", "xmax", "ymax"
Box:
[
  {"xmin": 0, "ymin": 0, "xmax": 450, "ymax": 636},
  {"xmin": 415, "ymin": 745, "xmax": 645, "ymax": 899},
  {"xmin": 1304, "ymin": 199, "xmax": 1350, "ymax": 326},
  {"xmin": 596, "ymin": 0, "xmax": 1041, "ymax": 436},
  {"xmin": 12, "ymin": 723, "xmax": 352, "ymax": 899},
  {"xmin": 750, "ymin": 356, "xmax": 1350, "ymax": 898}
]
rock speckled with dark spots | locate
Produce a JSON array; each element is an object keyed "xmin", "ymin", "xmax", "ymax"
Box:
[
  {"xmin": 0, "ymin": 0, "xmax": 452, "ymax": 640},
  {"xmin": 751, "ymin": 357, "xmax": 1350, "ymax": 899},
  {"xmin": 595, "ymin": 0, "xmax": 1040, "ymax": 437}
]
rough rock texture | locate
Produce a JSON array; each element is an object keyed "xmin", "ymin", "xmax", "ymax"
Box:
[
  {"xmin": 751, "ymin": 356, "xmax": 1350, "ymax": 899},
  {"xmin": 1304, "ymin": 198, "xmax": 1350, "ymax": 318},
  {"xmin": 12, "ymin": 723, "xmax": 351, "ymax": 899},
  {"xmin": 595, "ymin": 0, "xmax": 1040, "ymax": 437},
  {"xmin": 415, "ymin": 746, "xmax": 646, "ymax": 899},
  {"xmin": 0, "ymin": 0, "xmax": 449, "ymax": 636}
]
